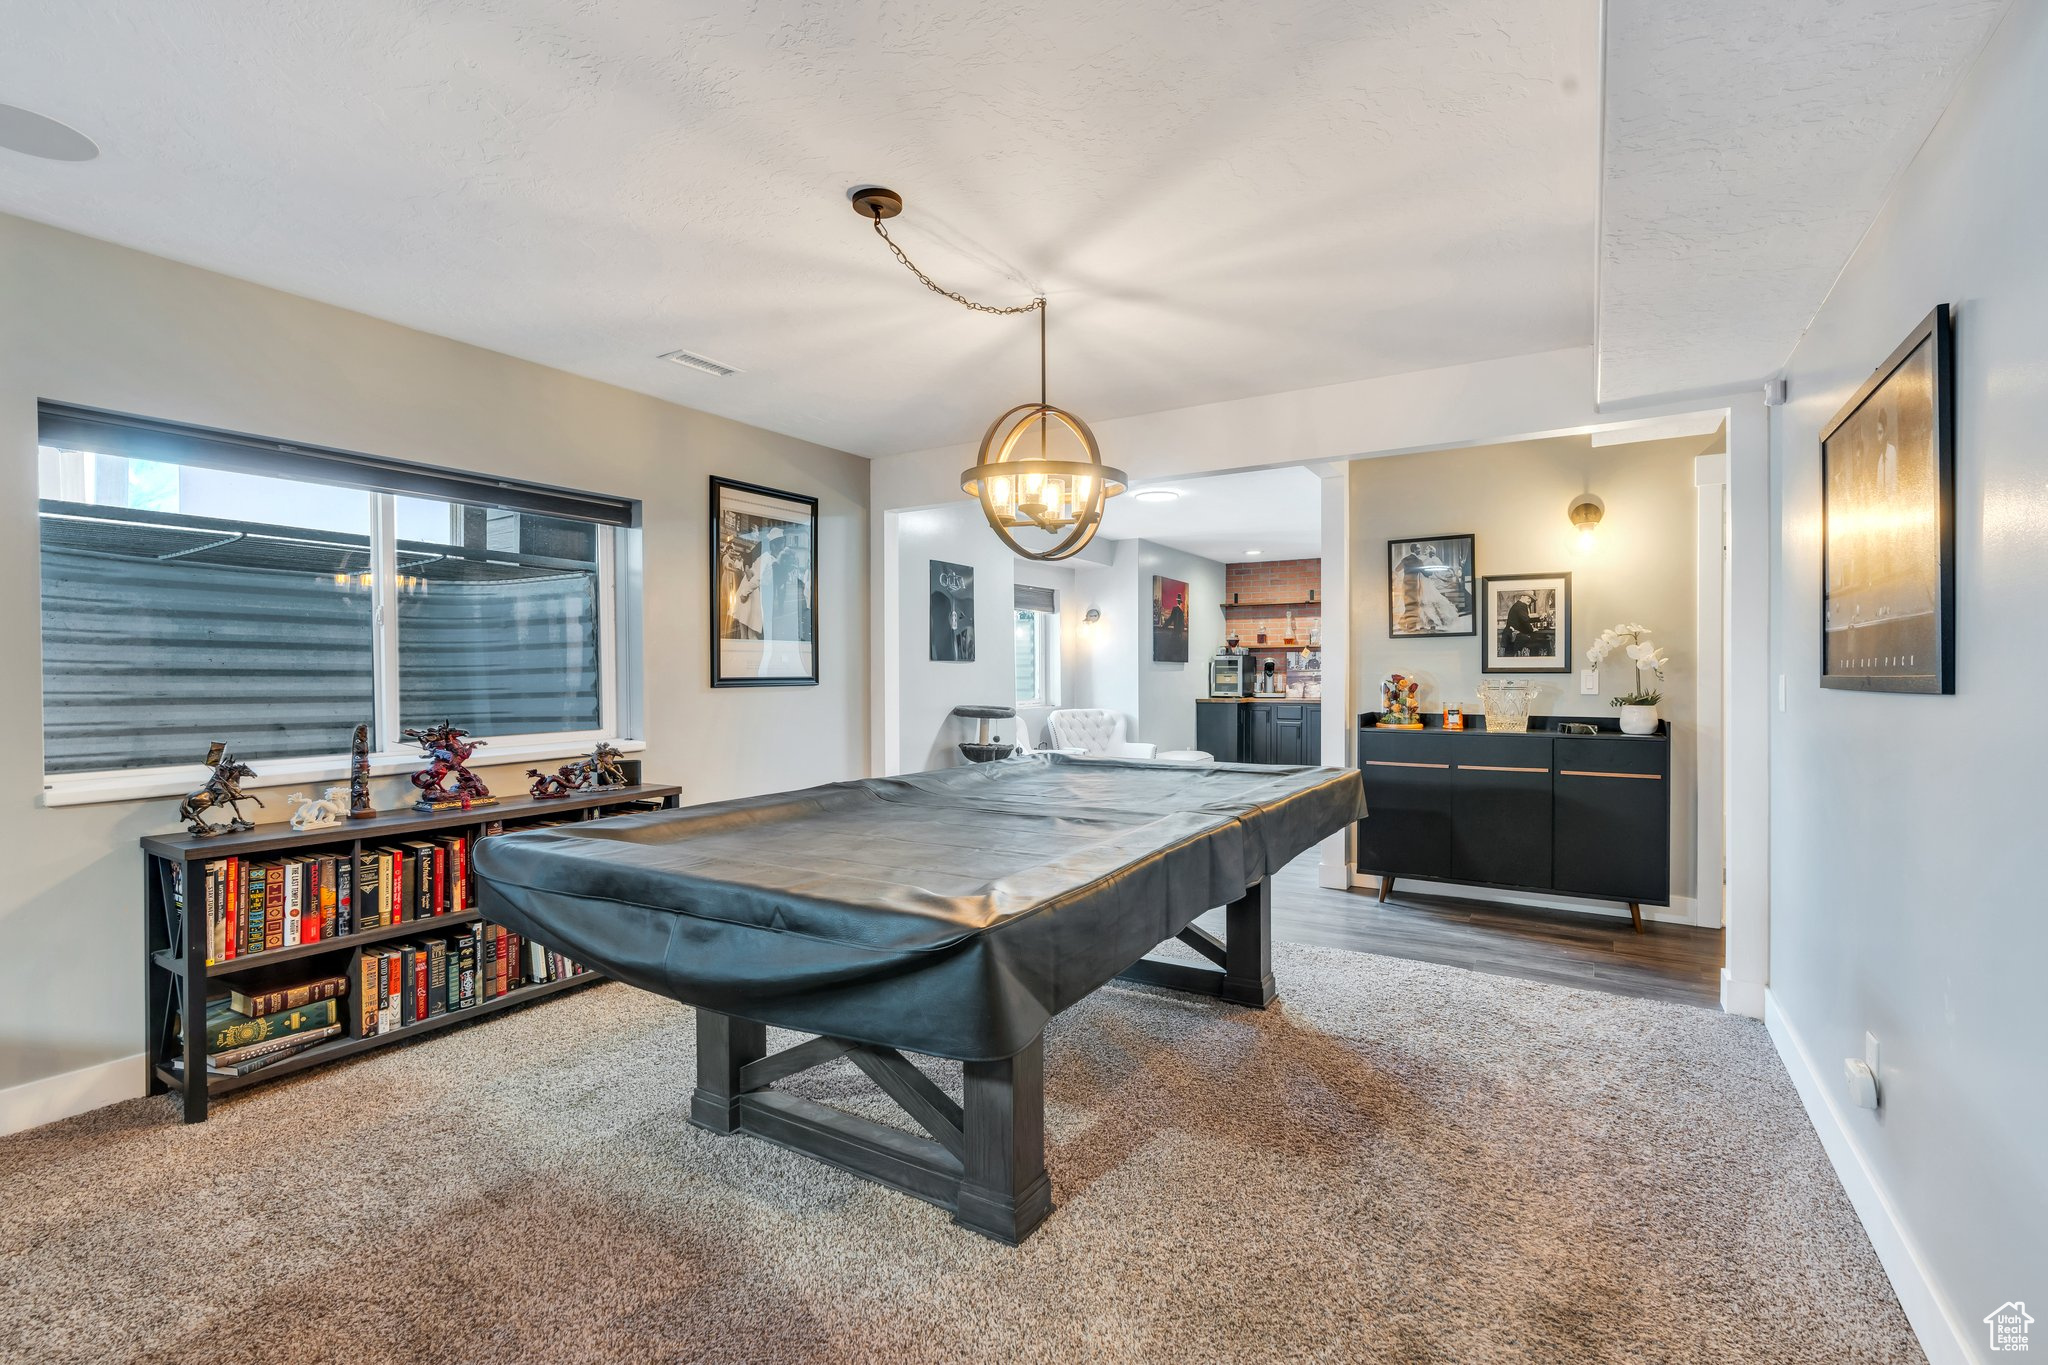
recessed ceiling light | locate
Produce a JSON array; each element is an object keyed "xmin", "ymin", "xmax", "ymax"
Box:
[
  {"xmin": 0, "ymin": 104, "xmax": 99, "ymax": 162},
  {"xmin": 1244, "ymin": 549, "xmax": 1263, "ymax": 556},
  {"xmin": 1129, "ymin": 488, "xmax": 1182, "ymax": 503},
  {"xmin": 658, "ymin": 349, "xmax": 739, "ymax": 377}
]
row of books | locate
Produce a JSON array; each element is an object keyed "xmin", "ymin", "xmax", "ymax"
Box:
[
  {"xmin": 189, "ymin": 833, "xmax": 478, "ymax": 964},
  {"xmin": 174, "ymin": 921, "xmax": 594, "ymax": 1078},
  {"xmin": 357, "ymin": 923, "xmax": 588, "ymax": 1036}
]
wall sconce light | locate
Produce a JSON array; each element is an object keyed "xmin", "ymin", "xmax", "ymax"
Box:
[
  {"xmin": 1568, "ymin": 494, "xmax": 1605, "ymax": 553},
  {"xmin": 1083, "ymin": 607, "xmax": 1102, "ymax": 627}
]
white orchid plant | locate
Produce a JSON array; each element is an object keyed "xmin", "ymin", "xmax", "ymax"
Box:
[{"xmin": 1586, "ymin": 623, "xmax": 1669, "ymax": 708}]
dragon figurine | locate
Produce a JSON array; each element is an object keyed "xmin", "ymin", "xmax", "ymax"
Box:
[
  {"xmin": 179, "ymin": 742, "xmax": 264, "ymax": 837},
  {"xmin": 402, "ymin": 722, "xmax": 496, "ymax": 812},
  {"xmin": 526, "ymin": 742, "xmax": 630, "ymax": 800}
]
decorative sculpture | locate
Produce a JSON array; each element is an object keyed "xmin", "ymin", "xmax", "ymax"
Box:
[
  {"xmin": 525, "ymin": 742, "xmax": 631, "ymax": 800},
  {"xmin": 347, "ymin": 723, "xmax": 376, "ymax": 819},
  {"xmin": 1377, "ymin": 674, "xmax": 1423, "ymax": 728},
  {"xmin": 179, "ymin": 742, "xmax": 263, "ymax": 837},
  {"xmin": 287, "ymin": 785, "xmax": 349, "ymax": 831},
  {"xmin": 402, "ymin": 722, "xmax": 496, "ymax": 813}
]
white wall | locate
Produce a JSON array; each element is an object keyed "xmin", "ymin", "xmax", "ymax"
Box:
[
  {"xmin": 1130, "ymin": 541, "xmax": 1228, "ymax": 753},
  {"xmin": 0, "ymin": 214, "xmax": 869, "ymax": 1113},
  {"xmin": 1767, "ymin": 3, "xmax": 2047, "ymax": 1355},
  {"xmin": 1347, "ymin": 433, "xmax": 1713, "ymax": 914},
  {"xmin": 893, "ymin": 503, "xmax": 1017, "ymax": 771}
]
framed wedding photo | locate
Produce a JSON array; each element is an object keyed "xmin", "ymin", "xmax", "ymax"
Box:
[
  {"xmin": 1480, "ymin": 572, "xmax": 1571, "ymax": 673},
  {"xmin": 1388, "ymin": 534, "xmax": 1476, "ymax": 638},
  {"xmin": 1819, "ymin": 303, "xmax": 1956, "ymax": 694},
  {"xmin": 710, "ymin": 475, "xmax": 819, "ymax": 687}
]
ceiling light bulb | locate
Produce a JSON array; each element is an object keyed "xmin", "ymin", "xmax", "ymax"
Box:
[
  {"xmin": 1130, "ymin": 488, "xmax": 1181, "ymax": 503},
  {"xmin": 1245, "ymin": 549, "xmax": 1263, "ymax": 557}
]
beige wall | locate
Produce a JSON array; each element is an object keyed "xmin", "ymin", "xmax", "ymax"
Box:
[
  {"xmin": 1346, "ymin": 432, "xmax": 1715, "ymax": 910},
  {"xmin": 0, "ymin": 213, "xmax": 868, "ymax": 1099}
]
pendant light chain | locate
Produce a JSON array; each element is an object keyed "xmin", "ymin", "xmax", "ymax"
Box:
[{"xmin": 870, "ymin": 219, "xmax": 1045, "ymax": 317}]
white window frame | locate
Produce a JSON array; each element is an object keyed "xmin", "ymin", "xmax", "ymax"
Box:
[
  {"xmin": 40, "ymin": 491, "xmax": 641, "ymax": 809},
  {"xmin": 1014, "ymin": 607, "xmax": 1057, "ymax": 709}
]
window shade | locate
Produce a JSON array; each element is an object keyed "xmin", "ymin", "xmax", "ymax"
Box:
[
  {"xmin": 1014, "ymin": 584, "xmax": 1057, "ymax": 614},
  {"xmin": 38, "ymin": 401, "xmax": 641, "ymax": 528}
]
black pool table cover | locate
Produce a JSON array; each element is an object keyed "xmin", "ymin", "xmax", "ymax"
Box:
[{"xmin": 473, "ymin": 754, "xmax": 1366, "ymax": 1060}]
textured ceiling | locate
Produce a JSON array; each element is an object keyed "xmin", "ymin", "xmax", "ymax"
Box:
[
  {"xmin": 1597, "ymin": 0, "xmax": 2008, "ymax": 403},
  {"xmin": 0, "ymin": 0, "xmax": 1598, "ymax": 457}
]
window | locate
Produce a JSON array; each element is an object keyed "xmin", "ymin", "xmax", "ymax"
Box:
[
  {"xmin": 1014, "ymin": 610, "xmax": 1047, "ymax": 705},
  {"xmin": 1013, "ymin": 583, "xmax": 1058, "ymax": 708},
  {"xmin": 35, "ymin": 404, "xmax": 637, "ymax": 789}
]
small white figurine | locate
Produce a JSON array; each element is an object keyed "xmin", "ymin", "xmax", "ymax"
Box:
[{"xmin": 287, "ymin": 784, "xmax": 350, "ymax": 831}]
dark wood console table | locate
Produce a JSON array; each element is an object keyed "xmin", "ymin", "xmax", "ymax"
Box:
[{"xmin": 1354, "ymin": 714, "xmax": 1670, "ymax": 930}]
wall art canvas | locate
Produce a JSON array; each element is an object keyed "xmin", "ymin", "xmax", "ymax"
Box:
[
  {"xmin": 1388, "ymin": 534, "xmax": 1477, "ymax": 637},
  {"xmin": 1481, "ymin": 572, "xmax": 1571, "ymax": 674},
  {"xmin": 1820, "ymin": 303, "xmax": 1955, "ymax": 693},
  {"xmin": 1152, "ymin": 575, "xmax": 1189, "ymax": 662},
  {"xmin": 929, "ymin": 559, "xmax": 976, "ymax": 662},
  {"xmin": 711, "ymin": 476, "xmax": 818, "ymax": 686}
]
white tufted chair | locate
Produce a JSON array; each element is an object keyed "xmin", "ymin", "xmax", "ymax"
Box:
[{"xmin": 1044, "ymin": 709, "xmax": 1157, "ymax": 760}]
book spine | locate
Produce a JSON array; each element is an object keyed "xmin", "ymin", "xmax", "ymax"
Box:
[
  {"xmin": 232, "ymin": 977, "xmax": 347, "ymax": 1017},
  {"xmin": 359, "ymin": 952, "xmax": 381, "ymax": 1036},
  {"xmin": 282, "ymin": 860, "xmax": 301, "ymax": 947},
  {"xmin": 451, "ymin": 837, "xmax": 467, "ymax": 913},
  {"xmin": 381, "ymin": 954, "xmax": 402, "ymax": 1033},
  {"xmin": 336, "ymin": 858, "xmax": 353, "ymax": 938},
  {"xmin": 393, "ymin": 847, "xmax": 409, "ymax": 924},
  {"xmin": 427, "ymin": 939, "xmax": 447, "ymax": 1017},
  {"xmin": 319, "ymin": 854, "xmax": 337, "ymax": 940},
  {"xmin": 264, "ymin": 864, "xmax": 284, "ymax": 952},
  {"xmin": 457, "ymin": 930, "xmax": 477, "ymax": 1010},
  {"xmin": 411, "ymin": 949, "xmax": 428, "ymax": 1023},
  {"xmin": 200, "ymin": 999, "xmax": 338, "ymax": 1053},
  {"xmin": 305, "ymin": 858, "xmax": 323, "ymax": 944},
  {"xmin": 225, "ymin": 857, "xmax": 240, "ymax": 961},
  {"xmin": 203, "ymin": 863, "xmax": 220, "ymax": 966},
  {"xmin": 432, "ymin": 845, "xmax": 447, "ymax": 916},
  {"xmin": 208, "ymin": 1024, "xmax": 342, "ymax": 1074}
]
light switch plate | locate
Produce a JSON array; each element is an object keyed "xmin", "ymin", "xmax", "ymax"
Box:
[{"xmin": 1579, "ymin": 669, "xmax": 1599, "ymax": 696}]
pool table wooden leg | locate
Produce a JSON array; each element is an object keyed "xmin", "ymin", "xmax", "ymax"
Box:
[
  {"xmin": 689, "ymin": 1009, "xmax": 766, "ymax": 1133},
  {"xmin": 953, "ymin": 1035, "xmax": 1053, "ymax": 1245},
  {"xmin": 1221, "ymin": 875, "xmax": 1277, "ymax": 1008}
]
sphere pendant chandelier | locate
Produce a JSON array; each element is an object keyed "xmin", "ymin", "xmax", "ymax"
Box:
[{"xmin": 852, "ymin": 187, "xmax": 1126, "ymax": 561}]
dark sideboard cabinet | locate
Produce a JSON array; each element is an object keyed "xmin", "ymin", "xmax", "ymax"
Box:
[
  {"xmin": 1352, "ymin": 715, "xmax": 1670, "ymax": 930},
  {"xmin": 1198, "ymin": 699, "xmax": 1323, "ymax": 766}
]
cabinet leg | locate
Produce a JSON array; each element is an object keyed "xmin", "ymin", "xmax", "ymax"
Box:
[
  {"xmin": 1377, "ymin": 875, "xmax": 1393, "ymax": 904},
  {"xmin": 1628, "ymin": 901, "xmax": 1643, "ymax": 934}
]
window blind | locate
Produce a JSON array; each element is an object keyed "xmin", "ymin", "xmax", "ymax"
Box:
[
  {"xmin": 38, "ymin": 401, "xmax": 641, "ymax": 528},
  {"xmin": 1014, "ymin": 584, "xmax": 1056, "ymax": 614}
]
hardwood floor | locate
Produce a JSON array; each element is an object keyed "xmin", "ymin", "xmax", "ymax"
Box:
[{"xmin": 1218, "ymin": 855, "xmax": 1725, "ymax": 1009}]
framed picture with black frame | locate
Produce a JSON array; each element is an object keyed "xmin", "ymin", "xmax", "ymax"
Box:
[
  {"xmin": 1819, "ymin": 303, "xmax": 1956, "ymax": 694},
  {"xmin": 710, "ymin": 475, "xmax": 819, "ymax": 687},
  {"xmin": 1388, "ymin": 533, "xmax": 1477, "ymax": 637},
  {"xmin": 1480, "ymin": 572, "xmax": 1571, "ymax": 673}
]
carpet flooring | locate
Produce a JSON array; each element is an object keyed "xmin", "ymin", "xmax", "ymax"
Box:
[{"xmin": 0, "ymin": 945, "xmax": 1921, "ymax": 1364}]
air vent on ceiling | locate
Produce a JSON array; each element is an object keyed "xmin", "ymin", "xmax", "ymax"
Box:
[{"xmin": 658, "ymin": 349, "xmax": 740, "ymax": 378}]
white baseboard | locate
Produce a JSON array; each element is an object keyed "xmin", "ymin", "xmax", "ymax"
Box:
[
  {"xmin": 1719, "ymin": 969, "xmax": 1765, "ymax": 1019},
  {"xmin": 1349, "ymin": 872, "xmax": 1700, "ymax": 927},
  {"xmin": 1765, "ymin": 992, "xmax": 1971, "ymax": 1365},
  {"xmin": 0, "ymin": 1052, "xmax": 147, "ymax": 1137}
]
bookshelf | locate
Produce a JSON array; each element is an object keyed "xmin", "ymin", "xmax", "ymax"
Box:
[{"xmin": 141, "ymin": 782, "xmax": 681, "ymax": 1122}]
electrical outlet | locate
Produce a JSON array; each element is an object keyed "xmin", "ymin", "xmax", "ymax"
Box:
[{"xmin": 1580, "ymin": 668, "xmax": 1599, "ymax": 696}]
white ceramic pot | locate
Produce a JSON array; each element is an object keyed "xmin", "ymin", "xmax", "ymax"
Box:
[{"xmin": 1619, "ymin": 704, "xmax": 1658, "ymax": 736}]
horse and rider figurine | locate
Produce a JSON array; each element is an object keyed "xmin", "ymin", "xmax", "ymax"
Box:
[
  {"xmin": 179, "ymin": 742, "xmax": 264, "ymax": 837},
  {"xmin": 526, "ymin": 741, "xmax": 629, "ymax": 801},
  {"xmin": 403, "ymin": 721, "xmax": 497, "ymax": 812}
]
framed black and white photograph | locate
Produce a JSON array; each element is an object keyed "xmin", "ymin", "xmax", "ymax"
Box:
[
  {"xmin": 1820, "ymin": 303, "xmax": 1955, "ymax": 694},
  {"xmin": 710, "ymin": 475, "xmax": 818, "ymax": 687},
  {"xmin": 1481, "ymin": 572, "xmax": 1571, "ymax": 673},
  {"xmin": 929, "ymin": 559, "xmax": 975, "ymax": 662},
  {"xmin": 1388, "ymin": 534, "xmax": 1476, "ymax": 637}
]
